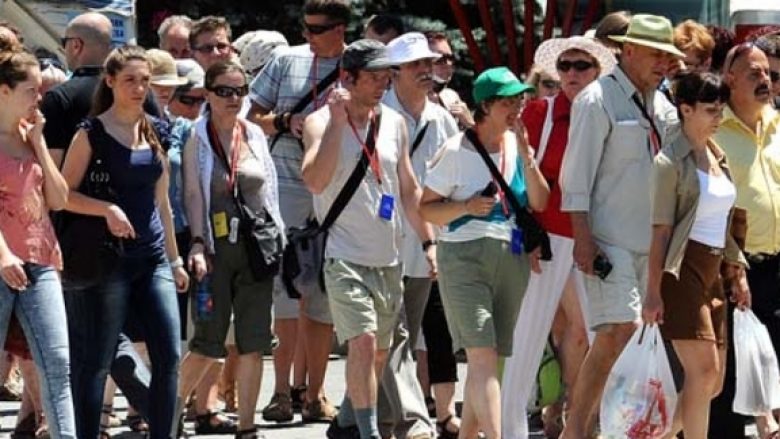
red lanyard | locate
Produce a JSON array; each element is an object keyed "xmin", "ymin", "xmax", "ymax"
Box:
[
  {"xmin": 348, "ymin": 111, "xmax": 381, "ymax": 186},
  {"xmin": 476, "ymin": 127, "xmax": 509, "ymax": 216},
  {"xmin": 208, "ymin": 120, "xmax": 244, "ymax": 193}
]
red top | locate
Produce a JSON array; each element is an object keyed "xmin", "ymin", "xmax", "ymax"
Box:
[
  {"xmin": 522, "ymin": 93, "xmax": 574, "ymax": 238},
  {"xmin": 0, "ymin": 153, "xmax": 62, "ymax": 270}
]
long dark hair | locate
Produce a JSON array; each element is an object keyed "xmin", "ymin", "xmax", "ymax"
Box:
[{"xmin": 91, "ymin": 45, "xmax": 164, "ymax": 158}]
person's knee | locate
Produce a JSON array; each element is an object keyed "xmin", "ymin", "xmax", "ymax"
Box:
[
  {"xmin": 465, "ymin": 347, "xmax": 498, "ymax": 371},
  {"xmin": 348, "ymin": 333, "xmax": 377, "ymax": 366}
]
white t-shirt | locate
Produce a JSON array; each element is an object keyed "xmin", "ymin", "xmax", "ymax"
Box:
[
  {"xmin": 425, "ymin": 131, "xmax": 528, "ymax": 243},
  {"xmin": 312, "ymin": 104, "xmax": 407, "ymax": 267},
  {"xmin": 689, "ymin": 170, "xmax": 736, "ymax": 248}
]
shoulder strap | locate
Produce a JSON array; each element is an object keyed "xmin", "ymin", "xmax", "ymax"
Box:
[
  {"xmin": 319, "ymin": 113, "xmax": 382, "ymax": 232},
  {"xmin": 409, "ymin": 121, "xmax": 430, "ymax": 157},
  {"xmin": 464, "ymin": 128, "xmax": 552, "ymax": 260},
  {"xmin": 536, "ymin": 96, "xmax": 555, "ymax": 163},
  {"xmin": 269, "ymin": 67, "xmax": 340, "ymax": 152}
]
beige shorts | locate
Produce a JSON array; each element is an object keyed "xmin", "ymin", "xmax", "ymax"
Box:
[
  {"xmin": 584, "ymin": 241, "xmax": 648, "ymax": 330},
  {"xmin": 324, "ymin": 258, "xmax": 403, "ymax": 349}
]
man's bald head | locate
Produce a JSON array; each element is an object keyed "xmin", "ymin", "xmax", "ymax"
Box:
[{"xmin": 63, "ymin": 12, "xmax": 113, "ymax": 68}]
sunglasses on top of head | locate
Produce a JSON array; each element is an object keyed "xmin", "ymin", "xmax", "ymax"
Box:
[
  {"xmin": 556, "ymin": 59, "xmax": 596, "ymax": 72},
  {"xmin": 302, "ymin": 21, "xmax": 343, "ymax": 35},
  {"xmin": 207, "ymin": 84, "xmax": 249, "ymax": 98}
]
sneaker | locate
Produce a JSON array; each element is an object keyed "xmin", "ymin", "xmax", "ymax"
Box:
[
  {"xmin": 302, "ymin": 396, "xmax": 338, "ymax": 423},
  {"xmin": 290, "ymin": 384, "xmax": 307, "ymax": 413},
  {"xmin": 326, "ymin": 418, "xmax": 360, "ymax": 439},
  {"xmin": 261, "ymin": 392, "xmax": 293, "ymax": 423}
]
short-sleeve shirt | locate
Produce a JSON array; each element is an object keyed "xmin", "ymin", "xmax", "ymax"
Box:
[
  {"xmin": 522, "ymin": 93, "xmax": 573, "ymax": 238},
  {"xmin": 249, "ymin": 44, "xmax": 341, "ymax": 229},
  {"xmin": 425, "ymin": 131, "xmax": 528, "ymax": 243},
  {"xmin": 166, "ymin": 114, "xmax": 193, "ymax": 233},
  {"xmin": 42, "ymin": 66, "xmax": 161, "ymax": 153}
]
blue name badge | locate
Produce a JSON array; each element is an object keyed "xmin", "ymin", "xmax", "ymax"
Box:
[
  {"xmin": 511, "ymin": 228, "xmax": 523, "ymax": 255},
  {"xmin": 378, "ymin": 194, "xmax": 395, "ymax": 221}
]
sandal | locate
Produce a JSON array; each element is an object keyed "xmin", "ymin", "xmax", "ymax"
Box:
[
  {"xmin": 436, "ymin": 414, "xmax": 460, "ymax": 439},
  {"xmin": 101, "ymin": 404, "xmax": 121, "ymax": 428},
  {"xmin": 195, "ymin": 411, "xmax": 237, "ymax": 434},
  {"xmin": 126, "ymin": 414, "xmax": 149, "ymax": 433}
]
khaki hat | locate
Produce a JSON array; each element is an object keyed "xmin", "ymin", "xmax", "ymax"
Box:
[
  {"xmin": 608, "ymin": 14, "xmax": 685, "ymax": 58},
  {"xmin": 147, "ymin": 49, "xmax": 189, "ymax": 87}
]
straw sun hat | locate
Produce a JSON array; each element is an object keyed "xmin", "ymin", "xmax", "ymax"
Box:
[{"xmin": 533, "ymin": 36, "xmax": 618, "ymax": 81}]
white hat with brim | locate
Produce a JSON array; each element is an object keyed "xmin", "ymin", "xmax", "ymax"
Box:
[
  {"xmin": 534, "ymin": 36, "xmax": 618, "ymax": 81},
  {"xmin": 387, "ymin": 32, "xmax": 442, "ymax": 65},
  {"xmin": 607, "ymin": 14, "xmax": 685, "ymax": 58}
]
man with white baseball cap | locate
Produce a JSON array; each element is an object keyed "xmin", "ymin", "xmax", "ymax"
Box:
[{"xmin": 371, "ymin": 32, "xmax": 458, "ymax": 439}]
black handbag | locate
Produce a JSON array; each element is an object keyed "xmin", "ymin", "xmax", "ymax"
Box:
[
  {"xmin": 57, "ymin": 118, "xmax": 123, "ymax": 286},
  {"xmin": 464, "ymin": 128, "xmax": 553, "ymax": 260},
  {"xmin": 207, "ymin": 121, "xmax": 284, "ymax": 282},
  {"xmin": 281, "ymin": 114, "xmax": 382, "ymax": 298}
]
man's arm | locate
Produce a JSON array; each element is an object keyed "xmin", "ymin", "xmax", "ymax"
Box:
[{"xmin": 300, "ymin": 88, "xmax": 351, "ymax": 194}]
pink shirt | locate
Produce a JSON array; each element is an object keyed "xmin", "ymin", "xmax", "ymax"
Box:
[{"xmin": 0, "ymin": 153, "xmax": 62, "ymax": 270}]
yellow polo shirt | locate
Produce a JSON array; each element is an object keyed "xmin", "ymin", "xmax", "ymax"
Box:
[{"xmin": 714, "ymin": 105, "xmax": 780, "ymax": 254}]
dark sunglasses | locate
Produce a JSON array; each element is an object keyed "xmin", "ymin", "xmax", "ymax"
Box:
[
  {"xmin": 541, "ymin": 79, "xmax": 560, "ymax": 89},
  {"xmin": 177, "ymin": 95, "xmax": 206, "ymax": 106},
  {"xmin": 556, "ymin": 60, "xmax": 596, "ymax": 72},
  {"xmin": 302, "ymin": 21, "xmax": 343, "ymax": 35},
  {"xmin": 434, "ymin": 54, "xmax": 456, "ymax": 65},
  {"xmin": 193, "ymin": 42, "xmax": 232, "ymax": 55},
  {"xmin": 727, "ymin": 42, "xmax": 756, "ymax": 72},
  {"xmin": 207, "ymin": 85, "xmax": 249, "ymax": 98},
  {"xmin": 771, "ymin": 71, "xmax": 780, "ymax": 83},
  {"xmin": 60, "ymin": 36, "xmax": 81, "ymax": 48}
]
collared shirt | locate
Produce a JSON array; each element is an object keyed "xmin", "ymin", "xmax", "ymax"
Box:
[
  {"xmin": 714, "ymin": 105, "xmax": 780, "ymax": 254},
  {"xmin": 249, "ymin": 44, "xmax": 341, "ymax": 229},
  {"xmin": 652, "ymin": 135, "xmax": 746, "ymax": 278},
  {"xmin": 382, "ymin": 87, "xmax": 458, "ymax": 277},
  {"xmin": 523, "ymin": 92, "xmax": 573, "ymax": 238},
  {"xmin": 560, "ymin": 67, "xmax": 679, "ymax": 253}
]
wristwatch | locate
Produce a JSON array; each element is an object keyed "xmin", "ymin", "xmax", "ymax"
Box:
[
  {"xmin": 190, "ymin": 236, "xmax": 205, "ymax": 247},
  {"xmin": 169, "ymin": 256, "xmax": 184, "ymax": 269},
  {"xmin": 422, "ymin": 239, "xmax": 437, "ymax": 252}
]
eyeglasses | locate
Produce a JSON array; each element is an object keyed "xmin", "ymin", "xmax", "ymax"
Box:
[
  {"xmin": 434, "ymin": 54, "xmax": 456, "ymax": 65},
  {"xmin": 193, "ymin": 42, "xmax": 232, "ymax": 55},
  {"xmin": 726, "ymin": 42, "xmax": 756, "ymax": 72},
  {"xmin": 302, "ymin": 21, "xmax": 343, "ymax": 35},
  {"xmin": 60, "ymin": 36, "xmax": 81, "ymax": 48},
  {"xmin": 540, "ymin": 79, "xmax": 560, "ymax": 89},
  {"xmin": 207, "ymin": 85, "xmax": 249, "ymax": 98},
  {"xmin": 176, "ymin": 94, "xmax": 206, "ymax": 106},
  {"xmin": 771, "ymin": 71, "xmax": 780, "ymax": 83},
  {"xmin": 556, "ymin": 60, "xmax": 596, "ymax": 72}
]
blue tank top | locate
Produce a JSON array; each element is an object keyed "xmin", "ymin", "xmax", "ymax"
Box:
[{"xmin": 86, "ymin": 117, "xmax": 165, "ymax": 258}]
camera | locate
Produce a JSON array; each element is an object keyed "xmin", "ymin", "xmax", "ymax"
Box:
[
  {"xmin": 593, "ymin": 254, "xmax": 613, "ymax": 280},
  {"xmin": 481, "ymin": 181, "xmax": 498, "ymax": 197}
]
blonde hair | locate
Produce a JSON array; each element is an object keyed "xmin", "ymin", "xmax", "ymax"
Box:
[{"xmin": 674, "ymin": 20, "xmax": 715, "ymax": 60}]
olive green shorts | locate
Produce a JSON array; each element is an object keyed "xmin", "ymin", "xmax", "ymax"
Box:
[{"xmin": 437, "ymin": 238, "xmax": 530, "ymax": 357}]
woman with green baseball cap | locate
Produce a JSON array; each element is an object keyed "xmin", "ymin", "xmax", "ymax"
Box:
[{"xmin": 420, "ymin": 66, "xmax": 550, "ymax": 439}]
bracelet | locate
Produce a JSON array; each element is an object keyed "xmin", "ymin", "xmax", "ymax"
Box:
[
  {"xmin": 524, "ymin": 156, "xmax": 537, "ymax": 169},
  {"xmin": 282, "ymin": 112, "xmax": 292, "ymax": 131},
  {"xmin": 422, "ymin": 239, "xmax": 438, "ymax": 252},
  {"xmin": 169, "ymin": 256, "xmax": 184, "ymax": 269},
  {"xmin": 273, "ymin": 113, "xmax": 286, "ymax": 132},
  {"xmin": 190, "ymin": 236, "xmax": 205, "ymax": 247}
]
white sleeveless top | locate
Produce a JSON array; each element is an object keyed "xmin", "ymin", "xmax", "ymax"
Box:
[{"xmin": 689, "ymin": 170, "xmax": 737, "ymax": 248}]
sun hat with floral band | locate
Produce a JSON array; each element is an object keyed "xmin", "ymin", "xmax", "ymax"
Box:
[
  {"xmin": 472, "ymin": 66, "xmax": 534, "ymax": 104},
  {"xmin": 533, "ymin": 36, "xmax": 618, "ymax": 81}
]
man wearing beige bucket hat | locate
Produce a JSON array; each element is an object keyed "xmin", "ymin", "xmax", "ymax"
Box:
[{"xmin": 558, "ymin": 14, "xmax": 683, "ymax": 439}]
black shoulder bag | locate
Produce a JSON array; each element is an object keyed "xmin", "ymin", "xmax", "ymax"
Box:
[
  {"xmin": 464, "ymin": 129, "xmax": 553, "ymax": 260},
  {"xmin": 57, "ymin": 118, "xmax": 123, "ymax": 287},
  {"xmin": 269, "ymin": 67, "xmax": 340, "ymax": 152},
  {"xmin": 206, "ymin": 122, "xmax": 284, "ymax": 282},
  {"xmin": 281, "ymin": 114, "xmax": 382, "ymax": 298},
  {"xmin": 409, "ymin": 122, "xmax": 430, "ymax": 157}
]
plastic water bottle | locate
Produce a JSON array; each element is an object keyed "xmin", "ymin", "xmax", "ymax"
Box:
[{"xmin": 195, "ymin": 275, "xmax": 214, "ymax": 321}]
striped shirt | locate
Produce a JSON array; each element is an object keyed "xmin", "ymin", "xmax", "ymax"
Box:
[{"xmin": 249, "ymin": 44, "xmax": 341, "ymax": 228}]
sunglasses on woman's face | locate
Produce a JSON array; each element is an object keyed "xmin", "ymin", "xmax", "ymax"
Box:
[
  {"xmin": 541, "ymin": 79, "xmax": 560, "ymax": 89},
  {"xmin": 556, "ymin": 60, "xmax": 596, "ymax": 72},
  {"xmin": 176, "ymin": 94, "xmax": 206, "ymax": 106},
  {"xmin": 208, "ymin": 85, "xmax": 249, "ymax": 98},
  {"xmin": 302, "ymin": 21, "xmax": 342, "ymax": 35}
]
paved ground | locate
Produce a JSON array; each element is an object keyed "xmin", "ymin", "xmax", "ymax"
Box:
[{"xmin": 0, "ymin": 357, "xmax": 758, "ymax": 438}]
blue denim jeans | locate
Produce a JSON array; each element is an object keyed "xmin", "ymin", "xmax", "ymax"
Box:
[
  {"xmin": 0, "ymin": 264, "xmax": 75, "ymax": 438},
  {"xmin": 64, "ymin": 254, "xmax": 180, "ymax": 439}
]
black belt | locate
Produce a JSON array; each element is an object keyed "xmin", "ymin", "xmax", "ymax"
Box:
[{"xmin": 745, "ymin": 252, "xmax": 779, "ymax": 264}]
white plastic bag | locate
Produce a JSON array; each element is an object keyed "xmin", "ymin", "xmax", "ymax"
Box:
[
  {"xmin": 600, "ymin": 324, "xmax": 678, "ymax": 439},
  {"xmin": 733, "ymin": 308, "xmax": 780, "ymax": 415}
]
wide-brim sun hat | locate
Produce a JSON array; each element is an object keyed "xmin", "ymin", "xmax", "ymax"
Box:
[
  {"xmin": 608, "ymin": 14, "xmax": 685, "ymax": 58},
  {"xmin": 147, "ymin": 49, "xmax": 189, "ymax": 87},
  {"xmin": 473, "ymin": 66, "xmax": 534, "ymax": 104},
  {"xmin": 387, "ymin": 32, "xmax": 441, "ymax": 64},
  {"xmin": 534, "ymin": 36, "xmax": 618, "ymax": 81}
]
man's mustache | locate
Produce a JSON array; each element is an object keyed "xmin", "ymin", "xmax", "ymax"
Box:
[
  {"xmin": 755, "ymin": 84, "xmax": 771, "ymax": 96},
  {"xmin": 416, "ymin": 74, "xmax": 433, "ymax": 82}
]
